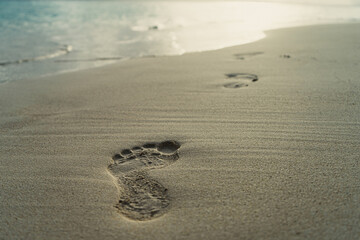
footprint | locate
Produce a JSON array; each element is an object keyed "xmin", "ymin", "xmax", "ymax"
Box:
[
  {"xmin": 234, "ymin": 51, "xmax": 263, "ymax": 60},
  {"xmin": 223, "ymin": 82, "xmax": 249, "ymax": 88},
  {"xmin": 280, "ymin": 54, "xmax": 291, "ymax": 59},
  {"xmin": 224, "ymin": 73, "xmax": 258, "ymax": 89},
  {"xmin": 108, "ymin": 140, "xmax": 181, "ymax": 221}
]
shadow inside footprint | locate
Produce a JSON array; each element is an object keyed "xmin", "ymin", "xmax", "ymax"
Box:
[
  {"xmin": 108, "ymin": 140, "xmax": 181, "ymax": 221},
  {"xmin": 224, "ymin": 73, "xmax": 258, "ymax": 89},
  {"xmin": 157, "ymin": 140, "xmax": 180, "ymax": 154}
]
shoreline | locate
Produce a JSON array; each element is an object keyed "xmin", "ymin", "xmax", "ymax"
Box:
[
  {"xmin": 1, "ymin": 21, "xmax": 358, "ymax": 85},
  {"xmin": 1, "ymin": 23, "xmax": 359, "ymax": 239}
]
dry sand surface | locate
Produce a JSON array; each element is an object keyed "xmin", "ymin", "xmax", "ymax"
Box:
[{"xmin": 0, "ymin": 24, "xmax": 359, "ymax": 240}]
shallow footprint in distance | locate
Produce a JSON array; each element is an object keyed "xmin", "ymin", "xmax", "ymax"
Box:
[
  {"xmin": 234, "ymin": 51, "xmax": 263, "ymax": 60},
  {"xmin": 223, "ymin": 73, "xmax": 258, "ymax": 89}
]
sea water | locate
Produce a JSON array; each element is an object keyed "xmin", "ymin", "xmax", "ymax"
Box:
[{"xmin": 0, "ymin": 0, "xmax": 359, "ymax": 83}]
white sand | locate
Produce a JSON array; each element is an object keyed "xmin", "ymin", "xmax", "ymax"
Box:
[{"xmin": 0, "ymin": 23, "xmax": 359, "ymax": 239}]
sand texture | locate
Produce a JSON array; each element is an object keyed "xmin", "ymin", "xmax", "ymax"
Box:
[{"xmin": 0, "ymin": 24, "xmax": 359, "ymax": 239}]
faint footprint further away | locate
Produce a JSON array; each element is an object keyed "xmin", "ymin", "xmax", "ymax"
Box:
[
  {"xmin": 224, "ymin": 73, "xmax": 258, "ymax": 89},
  {"xmin": 108, "ymin": 140, "xmax": 181, "ymax": 221},
  {"xmin": 234, "ymin": 51, "xmax": 263, "ymax": 60}
]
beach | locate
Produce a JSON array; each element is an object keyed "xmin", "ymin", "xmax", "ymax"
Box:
[{"xmin": 0, "ymin": 23, "xmax": 359, "ymax": 239}]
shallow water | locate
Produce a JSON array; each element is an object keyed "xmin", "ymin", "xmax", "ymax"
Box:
[{"xmin": 0, "ymin": 1, "xmax": 359, "ymax": 82}]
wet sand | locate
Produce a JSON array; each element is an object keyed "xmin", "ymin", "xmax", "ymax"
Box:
[{"xmin": 0, "ymin": 23, "xmax": 359, "ymax": 239}]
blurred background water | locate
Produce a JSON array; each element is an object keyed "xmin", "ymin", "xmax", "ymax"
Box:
[{"xmin": 0, "ymin": 0, "xmax": 359, "ymax": 83}]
